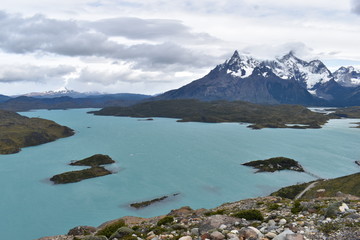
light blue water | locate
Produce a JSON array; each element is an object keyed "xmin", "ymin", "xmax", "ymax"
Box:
[{"xmin": 0, "ymin": 109, "xmax": 359, "ymax": 240}]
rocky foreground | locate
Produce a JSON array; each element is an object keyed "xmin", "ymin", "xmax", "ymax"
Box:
[{"xmin": 38, "ymin": 194, "xmax": 360, "ymax": 240}]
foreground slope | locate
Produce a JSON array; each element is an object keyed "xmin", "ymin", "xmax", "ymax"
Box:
[
  {"xmin": 0, "ymin": 110, "xmax": 74, "ymax": 154},
  {"xmin": 39, "ymin": 172, "xmax": 360, "ymax": 240}
]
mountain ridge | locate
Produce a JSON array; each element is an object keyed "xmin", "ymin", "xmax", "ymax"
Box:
[{"xmin": 156, "ymin": 51, "xmax": 360, "ymax": 106}]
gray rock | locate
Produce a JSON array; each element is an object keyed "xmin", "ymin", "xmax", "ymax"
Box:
[
  {"xmin": 273, "ymin": 229, "xmax": 294, "ymax": 240},
  {"xmin": 68, "ymin": 225, "xmax": 97, "ymax": 236},
  {"xmin": 198, "ymin": 215, "xmax": 241, "ymax": 234},
  {"xmin": 345, "ymin": 213, "xmax": 360, "ymax": 219},
  {"xmin": 210, "ymin": 231, "xmax": 225, "ymax": 240},
  {"xmin": 278, "ymin": 219, "xmax": 287, "ymax": 225},
  {"xmin": 179, "ymin": 236, "xmax": 192, "ymax": 240},
  {"xmin": 265, "ymin": 232, "xmax": 277, "ymax": 239},
  {"xmin": 191, "ymin": 228, "xmax": 200, "ymax": 236},
  {"xmin": 268, "ymin": 220, "xmax": 276, "ymax": 227},
  {"xmin": 227, "ymin": 233, "xmax": 239, "ymax": 240},
  {"xmin": 238, "ymin": 227, "xmax": 261, "ymax": 240},
  {"xmin": 284, "ymin": 234, "xmax": 304, "ymax": 240},
  {"xmin": 109, "ymin": 226, "xmax": 135, "ymax": 240}
]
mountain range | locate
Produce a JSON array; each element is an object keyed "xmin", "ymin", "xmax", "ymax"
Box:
[
  {"xmin": 1, "ymin": 51, "xmax": 360, "ymax": 110},
  {"xmin": 157, "ymin": 51, "xmax": 360, "ymax": 106},
  {"xmin": 0, "ymin": 93, "xmax": 151, "ymax": 112}
]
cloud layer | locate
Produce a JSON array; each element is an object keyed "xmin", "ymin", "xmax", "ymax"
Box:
[
  {"xmin": 0, "ymin": 0, "xmax": 359, "ymax": 95},
  {"xmin": 352, "ymin": 0, "xmax": 360, "ymax": 15}
]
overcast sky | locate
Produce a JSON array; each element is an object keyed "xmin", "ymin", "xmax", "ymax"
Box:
[{"xmin": 0, "ymin": 0, "xmax": 360, "ymax": 95}]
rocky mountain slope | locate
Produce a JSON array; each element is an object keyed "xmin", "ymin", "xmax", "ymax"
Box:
[{"xmin": 157, "ymin": 51, "xmax": 360, "ymax": 106}]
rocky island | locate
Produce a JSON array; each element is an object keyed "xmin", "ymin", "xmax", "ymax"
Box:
[
  {"xmin": 0, "ymin": 110, "xmax": 74, "ymax": 154},
  {"xmin": 242, "ymin": 157, "xmax": 305, "ymax": 173},
  {"xmin": 39, "ymin": 173, "xmax": 360, "ymax": 240},
  {"xmin": 90, "ymin": 99, "xmax": 331, "ymax": 129},
  {"xmin": 130, "ymin": 193, "xmax": 180, "ymax": 209},
  {"xmin": 50, "ymin": 154, "xmax": 115, "ymax": 184}
]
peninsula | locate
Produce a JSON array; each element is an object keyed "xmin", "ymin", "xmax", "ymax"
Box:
[
  {"xmin": 0, "ymin": 110, "xmax": 74, "ymax": 154},
  {"xmin": 90, "ymin": 99, "xmax": 331, "ymax": 129}
]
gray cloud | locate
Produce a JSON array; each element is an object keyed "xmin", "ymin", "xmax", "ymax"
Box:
[
  {"xmin": 0, "ymin": 11, "xmax": 218, "ymax": 72},
  {"xmin": 86, "ymin": 17, "xmax": 217, "ymax": 43},
  {"xmin": 351, "ymin": 0, "xmax": 360, "ymax": 14},
  {"xmin": 0, "ymin": 64, "xmax": 76, "ymax": 83}
]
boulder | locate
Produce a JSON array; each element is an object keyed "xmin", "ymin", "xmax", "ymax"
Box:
[
  {"xmin": 284, "ymin": 234, "xmax": 304, "ymax": 240},
  {"xmin": 265, "ymin": 232, "xmax": 277, "ymax": 239},
  {"xmin": 199, "ymin": 215, "xmax": 241, "ymax": 234},
  {"xmin": 109, "ymin": 226, "xmax": 135, "ymax": 240},
  {"xmin": 67, "ymin": 226, "xmax": 96, "ymax": 236},
  {"xmin": 273, "ymin": 229, "xmax": 294, "ymax": 240},
  {"xmin": 238, "ymin": 227, "xmax": 262, "ymax": 240},
  {"xmin": 179, "ymin": 236, "xmax": 192, "ymax": 240},
  {"xmin": 210, "ymin": 231, "xmax": 225, "ymax": 240}
]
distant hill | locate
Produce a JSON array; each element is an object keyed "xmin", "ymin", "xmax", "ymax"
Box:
[
  {"xmin": 0, "ymin": 110, "xmax": 74, "ymax": 154},
  {"xmin": 156, "ymin": 51, "xmax": 360, "ymax": 106},
  {"xmin": 0, "ymin": 94, "xmax": 11, "ymax": 103},
  {"xmin": 0, "ymin": 94, "xmax": 151, "ymax": 112}
]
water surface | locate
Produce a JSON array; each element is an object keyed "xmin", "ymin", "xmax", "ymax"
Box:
[{"xmin": 0, "ymin": 109, "xmax": 359, "ymax": 239}]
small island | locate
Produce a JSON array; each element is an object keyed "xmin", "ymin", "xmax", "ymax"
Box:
[
  {"xmin": 0, "ymin": 110, "xmax": 74, "ymax": 154},
  {"xmin": 50, "ymin": 154, "xmax": 116, "ymax": 184},
  {"xmin": 130, "ymin": 193, "xmax": 180, "ymax": 209},
  {"xmin": 242, "ymin": 157, "xmax": 304, "ymax": 173},
  {"xmin": 70, "ymin": 154, "xmax": 115, "ymax": 167}
]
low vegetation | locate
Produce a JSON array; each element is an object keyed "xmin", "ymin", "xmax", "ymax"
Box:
[
  {"xmin": 90, "ymin": 99, "xmax": 331, "ymax": 129},
  {"xmin": 242, "ymin": 157, "xmax": 305, "ymax": 173},
  {"xmin": 231, "ymin": 209, "xmax": 264, "ymax": 221},
  {"xmin": 95, "ymin": 219, "xmax": 126, "ymax": 238},
  {"xmin": 0, "ymin": 110, "xmax": 74, "ymax": 154},
  {"xmin": 271, "ymin": 182, "xmax": 311, "ymax": 199},
  {"xmin": 330, "ymin": 106, "xmax": 360, "ymax": 118},
  {"xmin": 271, "ymin": 172, "xmax": 360, "ymax": 199}
]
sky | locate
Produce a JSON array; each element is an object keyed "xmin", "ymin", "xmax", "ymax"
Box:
[{"xmin": 0, "ymin": 0, "xmax": 360, "ymax": 96}]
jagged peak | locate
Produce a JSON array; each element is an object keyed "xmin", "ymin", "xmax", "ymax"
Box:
[{"xmin": 278, "ymin": 51, "xmax": 305, "ymax": 65}]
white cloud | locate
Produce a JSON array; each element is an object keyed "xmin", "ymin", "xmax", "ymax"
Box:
[{"xmin": 0, "ymin": 64, "xmax": 76, "ymax": 83}]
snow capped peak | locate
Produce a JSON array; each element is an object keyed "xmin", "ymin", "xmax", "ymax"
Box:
[
  {"xmin": 221, "ymin": 50, "xmax": 260, "ymax": 78},
  {"xmin": 333, "ymin": 66, "xmax": 360, "ymax": 87}
]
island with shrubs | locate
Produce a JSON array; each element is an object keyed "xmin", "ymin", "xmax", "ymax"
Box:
[
  {"xmin": 50, "ymin": 154, "xmax": 115, "ymax": 184},
  {"xmin": 242, "ymin": 157, "xmax": 305, "ymax": 173}
]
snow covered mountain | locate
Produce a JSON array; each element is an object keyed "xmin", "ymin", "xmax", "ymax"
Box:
[
  {"xmin": 333, "ymin": 66, "xmax": 360, "ymax": 87},
  {"xmin": 157, "ymin": 50, "xmax": 360, "ymax": 106},
  {"xmin": 21, "ymin": 87, "xmax": 101, "ymax": 98}
]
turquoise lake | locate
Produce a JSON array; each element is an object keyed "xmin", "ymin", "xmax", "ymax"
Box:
[{"xmin": 0, "ymin": 108, "xmax": 359, "ymax": 240}]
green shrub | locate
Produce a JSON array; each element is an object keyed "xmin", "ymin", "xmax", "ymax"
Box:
[
  {"xmin": 267, "ymin": 203, "xmax": 280, "ymax": 211},
  {"xmin": 232, "ymin": 209, "xmax": 264, "ymax": 221},
  {"xmin": 204, "ymin": 209, "xmax": 226, "ymax": 216},
  {"xmin": 291, "ymin": 200, "xmax": 303, "ymax": 214},
  {"xmin": 157, "ymin": 216, "xmax": 174, "ymax": 226},
  {"xmin": 96, "ymin": 219, "xmax": 126, "ymax": 238},
  {"xmin": 319, "ymin": 222, "xmax": 340, "ymax": 235}
]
